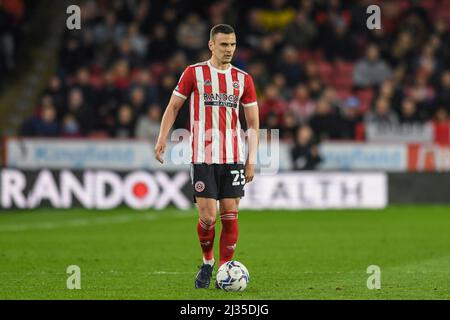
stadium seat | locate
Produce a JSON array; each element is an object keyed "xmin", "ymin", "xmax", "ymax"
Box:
[
  {"xmin": 88, "ymin": 131, "xmax": 109, "ymax": 138},
  {"xmin": 355, "ymin": 122, "xmax": 365, "ymax": 141},
  {"xmin": 356, "ymin": 89, "xmax": 374, "ymax": 112},
  {"xmin": 318, "ymin": 61, "xmax": 334, "ymax": 85}
]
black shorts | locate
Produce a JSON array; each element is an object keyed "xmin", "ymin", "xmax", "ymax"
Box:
[{"xmin": 191, "ymin": 163, "xmax": 245, "ymax": 202}]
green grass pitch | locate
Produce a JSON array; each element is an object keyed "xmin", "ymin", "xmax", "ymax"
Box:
[{"xmin": 0, "ymin": 206, "xmax": 449, "ymax": 300}]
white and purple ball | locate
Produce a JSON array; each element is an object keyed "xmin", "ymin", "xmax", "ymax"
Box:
[{"xmin": 216, "ymin": 261, "xmax": 250, "ymax": 292}]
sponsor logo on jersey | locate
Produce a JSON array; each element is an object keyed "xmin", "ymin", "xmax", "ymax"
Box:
[{"xmin": 203, "ymin": 93, "xmax": 238, "ymax": 108}]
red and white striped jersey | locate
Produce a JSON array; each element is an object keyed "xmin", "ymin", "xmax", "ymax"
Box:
[{"xmin": 173, "ymin": 60, "xmax": 258, "ymax": 164}]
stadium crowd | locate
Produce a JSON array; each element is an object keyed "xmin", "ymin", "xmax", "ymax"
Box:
[{"xmin": 19, "ymin": 0, "xmax": 450, "ymax": 170}]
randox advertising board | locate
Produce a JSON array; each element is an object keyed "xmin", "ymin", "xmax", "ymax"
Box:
[{"xmin": 0, "ymin": 169, "xmax": 388, "ymax": 210}]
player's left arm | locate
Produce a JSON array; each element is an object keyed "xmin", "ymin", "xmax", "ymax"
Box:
[
  {"xmin": 241, "ymin": 74, "xmax": 259, "ymax": 183},
  {"xmin": 244, "ymin": 105, "xmax": 259, "ymax": 183}
]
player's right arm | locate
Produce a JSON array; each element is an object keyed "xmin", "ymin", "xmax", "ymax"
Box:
[
  {"xmin": 155, "ymin": 66, "xmax": 195, "ymax": 164},
  {"xmin": 154, "ymin": 94, "xmax": 185, "ymax": 164}
]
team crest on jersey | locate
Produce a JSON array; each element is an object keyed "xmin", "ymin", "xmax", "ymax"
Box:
[
  {"xmin": 204, "ymin": 79, "xmax": 212, "ymax": 86},
  {"xmin": 233, "ymin": 81, "xmax": 239, "ymax": 89},
  {"xmin": 195, "ymin": 181, "xmax": 205, "ymax": 192}
]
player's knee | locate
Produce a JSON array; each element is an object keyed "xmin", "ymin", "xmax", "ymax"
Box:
[
  {"xmin": 219, "ymin": 199, "xmax": 239, "ymax": 213},
  {"xmin": 201, "ymin": 215, "xmax": 216, "ymax": 226},
  {"xmin": 198, "ymin": 206, "xmax": 216, "ymax": 223}
]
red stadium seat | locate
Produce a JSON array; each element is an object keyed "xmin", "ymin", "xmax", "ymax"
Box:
[
  {"xmin": 336, "ymin": 89, "xmax": 351, "ymax": 100},
  {"xmin": 357, "ymin": 89, "xmax": 374, "ymax": 112},
  {"xmin": 298, "ymin": 50, "xmax": 313, "ymax": 62},
  {"xmin": 318, "ymin": 61, "xmax": 334, "ymax": 85},
  {"xmin": 355, "ymin": 122, "xmax": 365, "ymax": 141},
  {"xmin": 88, "ymin": 131, "xmax": 109, "ymax": 138}
]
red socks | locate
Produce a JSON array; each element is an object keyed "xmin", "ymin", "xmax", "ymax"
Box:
[
  {"xmin": 197, "ymin": 211, "xmax": 239, "ymax": 267},
  {"xmin": 197, "ymin": 218, "xmax": 215, "ymax": 262},
  {"xmin": 219, "ymin": 211, "xmax": 239, "ymax": 268}
]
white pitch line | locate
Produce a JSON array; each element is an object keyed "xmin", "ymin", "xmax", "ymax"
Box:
[
  {"xmin": 151, "ymin": 271, "xmax": 190, "ymax": 275},
  {"xmin": 0, "ymin": 212, "xmax": 194, "ymax": 233}
]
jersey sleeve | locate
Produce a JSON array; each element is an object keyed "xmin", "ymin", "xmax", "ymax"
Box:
[
  {"xmin": 240, "ymin": 74, "xmax": 258, "ymax": 107},
  {"xmin": 173, "ymin": 66, "xmax": 195, "ymax": 99}
]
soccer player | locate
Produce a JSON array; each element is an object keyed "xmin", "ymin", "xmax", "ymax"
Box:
[{"xmin": 154, "ymin": 24, "xmax": 259, "ymax": 289}]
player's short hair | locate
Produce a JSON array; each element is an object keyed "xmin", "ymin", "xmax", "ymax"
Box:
[{"xmin": 210, "ymin": 24, "xmax": 235, "ymax": 40}]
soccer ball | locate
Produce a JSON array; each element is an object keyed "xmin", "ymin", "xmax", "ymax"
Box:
[{"xmin": 216, "ymin": 261, "xmax": 249, "ymax": 292}]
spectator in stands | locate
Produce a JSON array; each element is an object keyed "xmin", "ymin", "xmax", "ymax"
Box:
[
  {"xmin": 364, "ymin": 97, "xmax": 399, "ymax": 126},
  {"xmin": 414, "ymin": 44, "xmax": 439, "ymax": 83},
  {"xmin": 252, "ymin": 35, "xmax": 278, "ymax": 67},
  {"xmin": 259, "ymin": 84, "xmax": 286, "ymax": 126},
  {"xmin": 279, "ymin": 111, "xmax": 298, "ymax": 144},
  {"xmin": 131, "ymin": 69, "xmax": 159, "ymax": 106},
  {"xmin": 376, "ymin": 80, "xmax": 403, "ymax": 115},
  {"xmin": 275, "ymin": 46, "xmax": 306, "ymax": 88},
  {"xmin": 309, "ymin": 98, "xmax": 341, "ymax": 140},
  {"xmin": 304, "ymin": 60, "xmax": 319, "ymax": 81},
  {"xmin": 21, "ymin": 105, "xmax": 59, "ymax": 137},
  {"xmin": 176, "ymin": 13, "xmax": 207, "ymax": 60},
  {"xmin": 241, "ymin": 9, "xmax": 266, "ymax": 50},
  {"xmin": 112, "ymin": 59, "xmax": 131, "ymax": 90},
  {"xmin": 74, "ymin": 67, "xmax": 95, "ymax": 106},
  {"xmin": 435, "ymin": 107, "xmax": 449, "ymax": 124},
  {"xmin": 112, "ymin": 105, "xmax": 136, "ymax": 138},
  {"xmin": 32, "ymin": 94, "xmax": 55, "ymax": 119},
  {"xmin": 406, "ymin": 76, "xmax": 436, "ymax": 118},
  {"xmin": 389, "ymin": 31, "xmax": 415, "ymax": 69},
  {"xmin": 399, "ymin": 99, "xmax": 422, "ymax": 124},
  {"xmin": 291, "ymin": 125, "xmax": 321, "ymax": 170},
  {"xmin": 436, "ymin": 70, "xmax": 450, "ymax": 112},
  {"xmin": 135, "ymin": 105, "xmax": 163, "ymax": 142},
  {"xmin": 128, "ymin": 86, "xmax": 147, "ymax": 116},
  {"xmin": 353, "ymin": 44, "xmax": 392, "ymax": 88},
  {"xmin": 93, "ymin": 11, "xmax": 126, "ymax": 47},
  {"xmin": 96, "ymin": 71, "xmax": 121, "ymax": 131},
  {"xmin": 323, "ymin": 16, "xmax": 357, "ymax": 62},
  {"xmin": 166, "ymin": 50, "xmax": 188, "ymax": 75},
  {"xmin": 247, "ymin": 60, "xmax": 271, "ymax": 93},
  {"xmin": 340, "ymin": 96, "xmax": 362, "ymax": 140},
  {"xmin": 66, "ymin": 88, "xmax": 95, "ymax": 136},
  {"xmin": 287, "ymin": 84, "xmax": 315, "ymax": 124},
  {"xmin": 307, "ymin": 78, "xmax": 324, "ymax": 100},
  {"xmin": 158, "ymin": 73, "xmax": 177, "ymax": 106},
  {"xmin": 128, "ymin": 23, "xmax": 148, "ymax": 59},
  {"xmin": 147, "ymin": 23, "xmax": 174, "ymax": 62},
  {"xmin": 61, "ymin": 114, "xmax": 81, "ymax": 138},
  {"xmin": 321, "ymin": 86, "xmax": 342, "ymax": 109},
  {"xmin": 258, "ymin": 0, "xmax": 295, "ymax": 32},
  {"xmin": 433, "ymin": 106, "xmax": 450, "ymax": 144},
  {"xmin": 263, "ymin": 111, "xmax": 279, "ymax": 132},
  {"xmin": 283, "ymin": 10, "xmax": 317, "ymax": 49},
  {"xmin": 60, "ymin": 37, "xmax": 86, "ymax": 74},
  {"xmin": 115, "ymin": 37, "xmax": 143, "ymax": 69},
  {"xmin": 44, "ymin": 76, "xmax": 65, "ymax": 112},
  {"xmin": 272, "ymin": 73, "xmax": 290, "ymax": 100}
]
